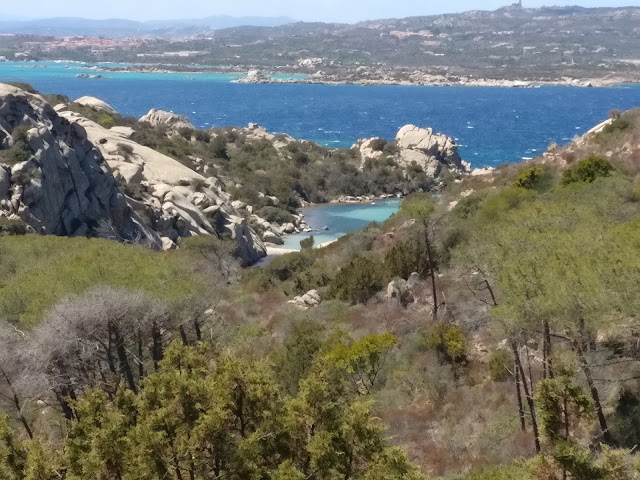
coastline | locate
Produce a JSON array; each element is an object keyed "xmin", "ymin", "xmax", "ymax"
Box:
[{"xmin": 67, "ymin": 63, "xmax": 640, "ymax": 88}]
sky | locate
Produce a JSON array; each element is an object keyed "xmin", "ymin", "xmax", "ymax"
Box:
[{"xmin": 5, "ymin": 0, "xmax": 640, "ymax": 23}]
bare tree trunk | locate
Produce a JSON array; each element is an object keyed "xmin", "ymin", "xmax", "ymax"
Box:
[
  {"xmin": 512, "ymin": 341, "xmax": 541, "ymax": 452},
  {"xmin": 514, "ymin": 358, "xmax": 527, "ymax": 432},
  {"xmin": 577, "ymin": 345, "xmax": 612, "ymax": 444},
  {"xmin": 423, "ymin": 224, "xmax": 439, "ymax": 320},
  {"xmin": 194, "ymin": 319, "xmax": 202, "ymax": 343},
  {"xmin": 152, "ymin": 321, "xmax": 163, "ymax": 371},
  {"xmin": 54, "ymin": 389, "xmax": 75, "ymax": 421},
  {"xmin": 137, "ymin": 332, "xmax": 145, "ymax": 380},
  {"xmin": 179, "ymin": 326, "xmax": 189, "ymax": 346},
  {"xmin": 544, "ymin": 320, "xmax": 554, "ymax": 379},
  {"xmin": 525, "ymin": 345, "xmax": 535, "ymax": 396},
  {"xmin": 111, "ymin": 324, "xmax": 138, "ymax": 394},
  {"xmin": 576, "ymin": 318, "xmax": 612, "ymax": 445},
  {"xmin": 0, "ymin": 369, "xmax": 33, "ymax": 439}
]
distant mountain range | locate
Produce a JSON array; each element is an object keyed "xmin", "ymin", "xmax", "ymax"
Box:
[{"xmin": 0, "ymin": 16, "xmax": 296, "ymax": 38}]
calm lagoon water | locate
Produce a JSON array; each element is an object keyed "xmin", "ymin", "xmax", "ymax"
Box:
[{"xmin": 279, "ymin": 200, "xmax": 402, "ymax": 250}]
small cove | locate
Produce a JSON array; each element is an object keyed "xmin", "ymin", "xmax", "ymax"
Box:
[{"xmin": 271, "ymin": 199, "xmax": 402, "ymax": 252}]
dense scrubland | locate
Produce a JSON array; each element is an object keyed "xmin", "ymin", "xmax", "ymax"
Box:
[{"xmin": 1, "ymin": 98, "xmax": 640, "ymax": 479}]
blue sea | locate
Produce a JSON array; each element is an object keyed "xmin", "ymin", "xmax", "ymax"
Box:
[{"xmin": 2, "ymin": 61, "xmax": 640, "ymax": 168}]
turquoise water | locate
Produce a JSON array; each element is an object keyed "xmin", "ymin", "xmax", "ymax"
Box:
[
  {"xmin": 2, "ymin": 61, "xmax": 639, "ymax": 167},
  {"xmin": 277, "ymin": 199, "xmax": 402, "ymax": 250}
]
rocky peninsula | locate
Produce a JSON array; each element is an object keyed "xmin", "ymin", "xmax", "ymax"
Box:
[{"xmin": 0, "ymin": 83, "xmax": 470, "ymax": 265}]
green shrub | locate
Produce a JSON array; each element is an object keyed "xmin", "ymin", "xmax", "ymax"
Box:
[
  {"xmin": 265, "ymin": 251, "xmax": 315, "ymax": 283},
  {"xmin": 300, "ymin": 236, "xmax": 315, "ymax": 250},
  {"xmin": 256, "ymin": 206, "xmax": 294, "ymax": 224},
  {"xmin": 41, "ymin": 93, "xmax": 70, "ymax": 105},
  {"xmin": 0, "ymin": 142, "xmax": 31, "ymax": 165},
  {"xmin": 210, "ymin": 135, "xmax": 229, "ymax": 160},
  {"xmin": 368, "ymin": 138, "xmax": 387, "ymax": 152},
  {"xmin": 96, "ymin": 114, "xmax": 115, "ymax": 129},
  {"xmin": 513, "ymin": 165, "xmax": 553, "ymax": 191},
  {"xmin": 5, "ymin": 82, "xmax": 37, "ymax": 94},
  {"xmin": 425, "ymin": 323, "xmax": 469, "ymax": 365},
  {"xmin": 194, "ymin": 130, "xmax": 210, "ymax": 143},
  {"xmin": 488, "ymin": 349, "xmax": 512, "ymax": 382},
  {"xmin": 293, "ymin": 151, "xmax": 310, "ymax": 167},
  {"xmin": 562, "ymin": 156, "xmax": 613, "ymax": 185},
  {"xmin": 328, "ymin": 255, "xmax": 385, "ymax": 304},
  {"xmin": 601, "ymin": 117, "xmax": 631, "ymax": 136},
  {"xmin": 0, "ymin": 217, "xmax": 27, "ymax": 236}
]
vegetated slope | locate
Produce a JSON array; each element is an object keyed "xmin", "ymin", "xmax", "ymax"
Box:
[
  {"xmin": 2, "ymin": 89, "xmax": 640, "ymax": 478},
  {"xmin": 230, "ymin": 108, "xmax": 640, "ymax": 477}
]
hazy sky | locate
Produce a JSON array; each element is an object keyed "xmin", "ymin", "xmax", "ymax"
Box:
[{"xmin": 6, "ymin": 0, "xmax": 640, "ymax": 22}]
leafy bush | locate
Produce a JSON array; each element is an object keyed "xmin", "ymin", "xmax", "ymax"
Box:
[
  {"xmin": 210, "ymin": 135, "xmax": 229, "ymax": 160},
  {"xmin": 178, "ymin": 127, "xmax": 195, "ymax": 139},
  {"xmin": 329, "ymin": 255, "xmax": 385, "ymax": 304},
  {"xmin": 300, "ymin": 235, "xmax": 315, "ymax": 250},
  {"xmin": 255, "ymin": 206, "xmax": 294, "ymax": 224},
  {"xmin": 562, "ymin": 156, "xmax": 613, "ymax": 185},
  {"xmin": 488, "ymin": 349, "xmax": 512, "ymax": 382},
  {"xmin": 116, "ymin": 142, "xmax": 134, "ymax": 159},
  {"xmin": 425, "ymin": 323, "xmax": 469, "ymax": 365},
  {"xmin": 265, "ymin": 251, "xmax": 315, "ymax": 283},
  {"xmin": 513, "ymin": 165, "xmax": 553, "ymax": 191},
  {"xmin": 368, "ymin": 138, "xmax": 387, "ymax": 152},
  {"xmin": 194, "ymin": 130, "xmax": 210, "ymax": 143},
  {"xmin": 5, "ymin": 82, "xmax": 37, "ymax": 94},
  {"xmin": 0, "ymin": 142, "xmax": 31, "ymax": 165},
  {"xmin": 0, "ymin": 217, "xmax": 27, "ymax": 236},
  {"xmin": 601, "ymin": 117, "xmax": 631, "ymax": 135}
]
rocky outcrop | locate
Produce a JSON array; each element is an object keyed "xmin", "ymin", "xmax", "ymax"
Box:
[
  {"xmin": 387, "ymin": 272, "xmax": 421, "ymax": 307},
  {"xmin": 234, "ymin": 70, "xmax": 271, "ymax": 84},
  {"xmin": 0, "ymin": 84, "xmax": 157, "ymax": 243},
  {"xmin": 56, "ymin": 103, "xmax": 266, "ymax": 265},
  {"xmin": 139, "ymin": 109, "xmax": 194, "ymax": 132},
  {"xmin": 354, "ymin": 125, "xmax": 469, "ymax": 179},
  {"xmin": 288, "ymin": 289, "xmax": 322, "ymax": 309},
  {"xmin": 0, "ymin": 84, "xmax": 267, "ymax": 265},
  {"xmin": 395, "ymin": 125, "xmax": 468, "ymax": 175},
  {"xmin": 352, "ymin": 138, "xmax": 385, "ymax": 161},
  {"xmin": 74, "ymin": 96, "xmax": 118, "ymax": 115}
]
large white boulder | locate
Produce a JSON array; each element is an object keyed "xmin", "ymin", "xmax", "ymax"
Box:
[
  {"xmin": 139, "ymin": 109, "xmax": 194, "ymax": 132},
  {"xmin": 353, "ymin": 137, "xmax": 385, "ymax": 161},
  {"xmin": 74, "ymin": 96, "xmax": 118, "ymax": 115},
  {"xmin": 396, "ymin": 124, "xmax": 464, "ymax": 172}
]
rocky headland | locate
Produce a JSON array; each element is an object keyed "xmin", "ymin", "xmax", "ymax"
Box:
[{"xmin": 0, "ymin": 83, "xmax": 470, "ymax": 264}]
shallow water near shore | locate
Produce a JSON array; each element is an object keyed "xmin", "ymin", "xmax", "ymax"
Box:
[
  {"xmin": 274, "ymin": 199, "xmax": 402, "ymax": 251},
  {"xmin": 2, "ymin": 61, "xmax": 640, "ymax": 167}
]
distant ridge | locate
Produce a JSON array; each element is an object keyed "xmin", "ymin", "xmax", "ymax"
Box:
[{"xmin": 0, "ymin": 15, "xmax": 296, "ymax": 38}]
